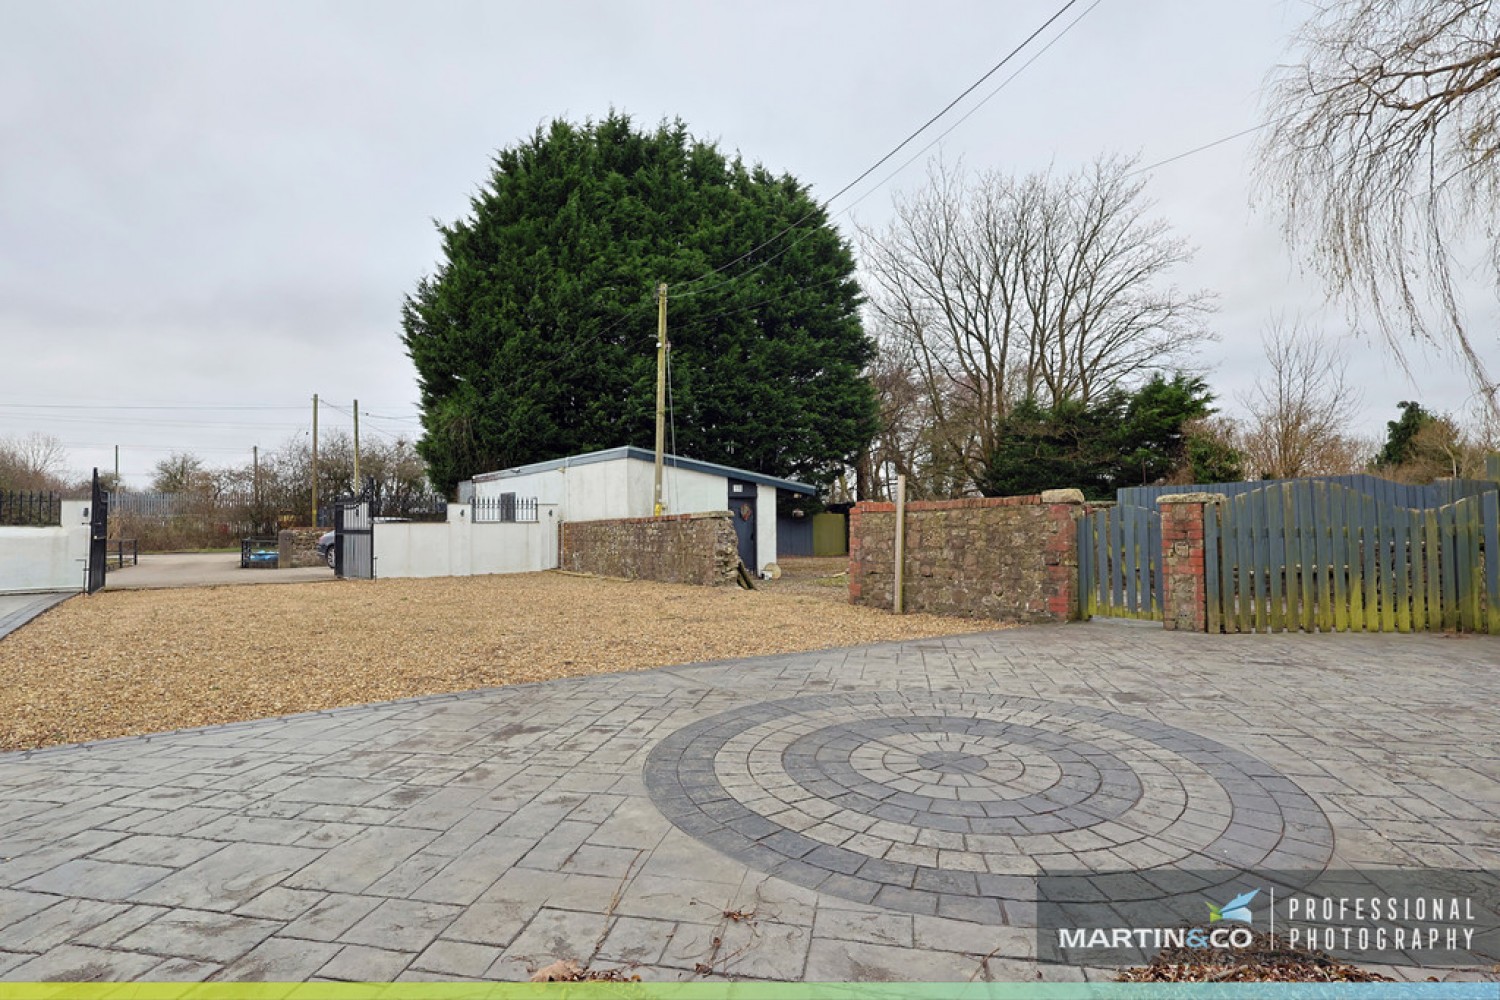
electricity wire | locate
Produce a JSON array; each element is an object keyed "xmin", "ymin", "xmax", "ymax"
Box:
[
  {"xmin": 674, "ymin": 0, "xmax": 1105, "ymax": 309},
  {"xmin": 672, "ymin": 0, "xmax": 1087, "ymax": 299}
]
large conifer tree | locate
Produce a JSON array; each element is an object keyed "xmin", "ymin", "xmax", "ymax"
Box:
[{"xmin": 402, "ymin": 113, "xmax": 876, "ymax": 494}]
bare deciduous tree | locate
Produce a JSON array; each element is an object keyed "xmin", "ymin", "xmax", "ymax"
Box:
[
  {"xmin": 0, "ymin": 432, "xmax": 68, "ymax": 491},
  {"xmin": 1239, "ymin": 321, "xmax": 1366, "ymax": 479},
  {"xmin": 864, "ymin": 323, "xmax": 973, "ymax": 500},
  {"xmin": 1259, "ymin": 0, "xmax": 1500, "ymax": 419},
  {"xmin": 859, "ymin": 155, "xmax": 1214, "ymax": 491}
]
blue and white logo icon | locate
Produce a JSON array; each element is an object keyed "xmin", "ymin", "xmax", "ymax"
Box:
[{"xmin": 1207, "ymin": 889, "xmax": 1260, "ymax": 924}]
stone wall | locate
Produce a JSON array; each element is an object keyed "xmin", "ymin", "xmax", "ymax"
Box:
[
  {"xmin": 849, "ymin": 491, "xmax": 1089, "ymax": 622},
  {"xmin": 560, "ymin": 512, "xmax": 739, "ymax": 587},
  {"xmin": 278, "ymin": 527, "xmax": 326, "ymax": 569}
]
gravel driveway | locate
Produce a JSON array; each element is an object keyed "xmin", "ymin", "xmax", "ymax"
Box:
[{"xmin": 0, "ymin": 568, "xmax": 997, "ymax": 751}]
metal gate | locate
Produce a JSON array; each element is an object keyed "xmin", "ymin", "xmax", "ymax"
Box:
[
  {"xmin": 1079, "ymin": 503, "xmax": 1162, "ymax": 619},
  {"xmin": 85, "ymin": 468, "xmax": 108, "ymax": 594},
  {"xmin": 1207, "ymin": 480, "xmax": 1499, "ymax": 634},
  {"xmin": 333, "ymin": 492, "xmax": 373, "ymax": 580}
]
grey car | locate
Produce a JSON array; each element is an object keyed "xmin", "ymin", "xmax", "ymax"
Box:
[{"xmin": 316, "ymin": 529, "xmax": 336, "ymax": 569}]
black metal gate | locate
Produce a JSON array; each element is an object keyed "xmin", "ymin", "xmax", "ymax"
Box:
[
  {"xmin": 333, "ymin": 489, "xmax": 374, "ymax": 580},
  {"xmin": 85, "ymin": 468, "xmax": 109, "ymax": 594}
]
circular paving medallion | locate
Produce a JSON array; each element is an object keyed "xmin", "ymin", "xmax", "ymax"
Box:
[{"xmin": 644, "ymin": 692, "xmax": 1334, "ymax": 924}]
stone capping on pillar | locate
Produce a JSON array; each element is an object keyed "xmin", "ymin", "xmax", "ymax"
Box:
[{"xmin": 1157, "ymin": 492, "xmax": 1225, "ymax": 632}]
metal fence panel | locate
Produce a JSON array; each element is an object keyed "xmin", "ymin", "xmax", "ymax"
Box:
[
  {"xmin": 0, "ymin": 491, "xmax": 61, "ymax": 526},
  {"xmin": 472, "ymin": 495, "xmax": 538, "ymax": 523}
]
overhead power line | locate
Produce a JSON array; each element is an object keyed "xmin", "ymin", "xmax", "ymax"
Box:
[
  {"xmin": 0, "ymin": 402, "xmax": 307, "ymax": 411},
  {"xmin": 673, "ymin": 0, "xmax": 1087, "ymax": 299},
  {"xmin": 673, "ymin": 0, "xmax": 1106, "ymax": 309},
  {"xmin": 1126, "ymin": 120, "xmax": 1281, "ymax": 177}
]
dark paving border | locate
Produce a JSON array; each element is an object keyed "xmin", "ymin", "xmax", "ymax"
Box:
[
  {"xmin": 644, "ymin": 691, "xmax": 1336, "ymax": 922},
  {"xmin": 0, "ymin": 591, "xmax": 74, "ymax": 642}
]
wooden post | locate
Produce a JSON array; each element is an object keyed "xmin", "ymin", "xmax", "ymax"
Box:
[
  {"xmin": 352, "ymin": 398, "xmax": 360, "ymax": 493},
  {"xmin": 653, "ymin": 283, "xmax": 667, "ymax": 516},
  {"xmin": 893, "ymin": 475, "xmax": 906, "ymax": 614},
  {"xmin": 311, "ymin": 393, "xmax": 319, "ymax": 527}
]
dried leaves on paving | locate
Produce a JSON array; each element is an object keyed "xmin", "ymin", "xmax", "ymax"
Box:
[
  {"xmin": 1118, "ymin": 931, "xmax": 1397, "ymax": 982},
  {"xmin": 0, "ymin": 569, "xmax": 997, "ymax": 751}
]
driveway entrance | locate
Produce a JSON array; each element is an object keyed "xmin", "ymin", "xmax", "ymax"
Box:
[{"xmin": 107, "ymin": 553, "xmax": 331, "ymax": 590}]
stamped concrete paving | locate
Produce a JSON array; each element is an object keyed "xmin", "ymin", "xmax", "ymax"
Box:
[
  {"xmin": 0, "ymin": 592, "xmax": 73, "ymax": 642},
  {"xmin": 0, "ymin": 622, "xmax": 1495, "ymax": 982}
]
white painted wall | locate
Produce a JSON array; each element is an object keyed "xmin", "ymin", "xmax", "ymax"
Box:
[
  {"xmin": 373, "ymin": 504, "xmax": 559, "ymax": 579},
  {"xmin": 478, "ymin": 456, "xmax": 728, "ymax": 521},
  {"xmin": 471, "ymin": 454, "xmax": 790, "ymax": 575},
  {"xmin": 560, "ymin": 461, "xmax": 632, "ymax": 521},
  {"xmin": 472, "ymin": 467, "xmax": 566, "ymax": 506},
  {"xmin": 473, "ymin": 461, "xmax": 631, "ymax": 521},
  {"xmin": 624, "ymin": 460, "xmax": 725, "ymax": 517},
  {"xmin": 0, "ymin": 501, "xmax": 90, "ymax": 593},
  {"xmin": 756, "ymin": 482, "xmax": 777, "ymax": 575}
]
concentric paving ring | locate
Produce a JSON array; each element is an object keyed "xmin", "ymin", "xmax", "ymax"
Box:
[{"xmin": 643, "ymin": 692, "xmax": 1334, "ymax": 925}]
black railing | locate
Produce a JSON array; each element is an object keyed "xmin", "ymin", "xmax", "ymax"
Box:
[
  {"xmin": 317, "ymin": 493, "xmax": 448, "ymax": 527},
  {"xmin": 472, "ymin": 494, "xmax": 538, "ymax": 523},
  {"xmin": 108, "ymin": 539, "xmax": 138, "ymax": 569},
  {"xmin": 240, "ymin": 538, "xmax": 280, "ymax": 569},
  {"xmin": 0, "ymin": 490, "xmax": 61, "ymax": 526}
]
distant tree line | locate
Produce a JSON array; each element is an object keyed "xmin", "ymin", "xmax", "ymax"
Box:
[
  {"xmin": 113, "ymin": 433, "xmax": 436, "ymax": 550},
  {"xmin": 0, "ymin": 433, "xmax": 71, "ymax": 494}
]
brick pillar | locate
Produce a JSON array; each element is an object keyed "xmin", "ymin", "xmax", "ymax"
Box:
[
  {"xmin": 1158, "ymin": 493, "xmax": 1222, "ymax": 632},
  {"xmin": 1040, "ymin": 489, "xmax": 1088, "ymax": 620},
  {"xmin": 847, "ymin": 500, "xmax": 896, "ymax": 605},
  {"xmin": 847, "ymin": 504, "xmax": 863, "ymax": 603}
]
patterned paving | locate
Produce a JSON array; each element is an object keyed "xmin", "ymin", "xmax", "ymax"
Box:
[
  {"xmin": 645, "ymin": 692, "xmax": 1334, "ymax": 923},
  {"xmin": 0, "ymin": 624, "xmax": 1495, "ymax": 982}
]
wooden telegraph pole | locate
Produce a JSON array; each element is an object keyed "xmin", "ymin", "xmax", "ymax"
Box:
[
  {"xmin": 311, "ymin": 393, "xmax": 319, "ymax": 526},
  {"xmin": 653, "ymin": 282, "xmax": 668, "ymax": 516},
  {"xmin": 352, "ymin": 398, "xmax": 360, "ymax": 494}
]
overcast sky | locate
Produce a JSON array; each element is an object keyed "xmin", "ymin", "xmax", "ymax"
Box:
[{"xmin": 2, "ymin": 1, "xmax": 1494, "ymax": 487}]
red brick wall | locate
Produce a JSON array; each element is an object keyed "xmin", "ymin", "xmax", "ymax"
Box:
[
  {"xmin": 1159, "ymin": 495, "xmax": 1217, "ymax": 631},
  {"xmin": 848, "ymin": 493, "xmax": 1088, "ymax": 622}
]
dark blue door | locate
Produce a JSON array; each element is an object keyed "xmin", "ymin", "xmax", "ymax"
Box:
[{"xmin": 728, "ymin": 479, "xmax": 756, "ymax": 569}]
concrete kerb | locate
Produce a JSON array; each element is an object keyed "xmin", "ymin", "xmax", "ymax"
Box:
[{"xmin": 0, "ymin": 591, "xmax": 77, "ymax": 641}]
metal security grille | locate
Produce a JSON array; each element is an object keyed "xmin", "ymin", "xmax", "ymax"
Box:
[
  {"xmin": 333, "ymin": 493, "xmax": 374, "ymax": 580},
  {"xmin": 472, "ymin": 494, "xmax": 537, "ymax": 523}
]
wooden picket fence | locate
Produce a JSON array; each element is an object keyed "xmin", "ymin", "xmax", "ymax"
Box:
[
  {"xmin": 1079, "ymin": 503, "xmax": 1162, "ymax": 620},
  {"xmin": 1119, "ymin": 473, "xmax": 1498, "ymax": 511},
  {"xmin": 1206, "ymin": 481, "xmax": 1500, "ymax": 634}
]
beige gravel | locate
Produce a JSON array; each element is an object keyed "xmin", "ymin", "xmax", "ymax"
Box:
[{"xmin": 0, "ymin": 569, "xmax": 1001, "ymax": 751}]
